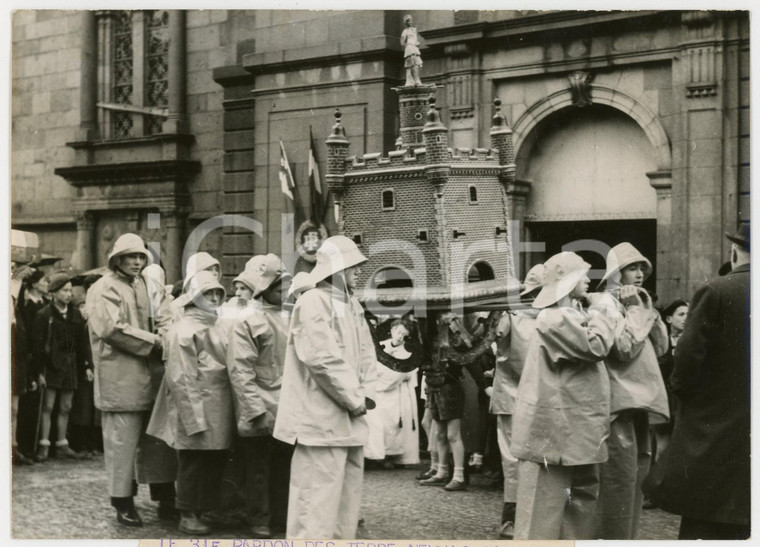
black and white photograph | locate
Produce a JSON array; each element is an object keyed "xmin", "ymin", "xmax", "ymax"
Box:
[{"xmin": 7, "ymin": 6, "xmax": 752, "ymax": 543}]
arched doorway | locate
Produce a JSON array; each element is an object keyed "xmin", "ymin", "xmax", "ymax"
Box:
[{"xmin": 517, "ymin": 104, "xmax": 659, "ymax": 295}]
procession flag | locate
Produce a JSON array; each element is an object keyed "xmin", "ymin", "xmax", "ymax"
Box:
[
  {"xmin": 280, "ymin": 139, "xmax": 296, "ymax": 203},
  {"xmin": 308, "ymin": 127, "xmax": 325, "ymax": 225},
  {"xmin": 279, "ymin": 140, "xmax": 305, "ymax": 256}
]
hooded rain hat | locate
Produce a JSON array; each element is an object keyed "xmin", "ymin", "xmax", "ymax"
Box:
[
  {"xmin": 520, "ymin": 263, "xmax": 546, "ymax": 296},
  {"xmin": 234, "ymin": 254, "xmax": 291, "ymax": 298},
  {"xmin": 185, "ymin": 270, "xmax": 226, "ymax": 309},
  {"xmin": 598, "ymin": 242, "xmax": 652, "ymax": 289},
  {"xmin": 533, "ymin": 252, "xmax": 591, "ymax": 309},
  {"xmin": 183, "ymin": 252, "xmax": 221, "ymax": 290},
  {"xmin": 107, "ymin": 233, "xmax": 152, "ymax": 270},
  {"xmin": 308, "ymin": 235, "xmax": 368, "ymax": 284}
]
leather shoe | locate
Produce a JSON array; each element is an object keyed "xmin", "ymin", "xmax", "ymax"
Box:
[
  {"xmin": 499, "ymin": 521, "xmax": 514, "ymax": 539},
  {"xmin": 56, "ymin": 444, "xmax": 84, "ymax": 460},
  {"xmin": 419, "ymin": 475, "xmax": 448, "ymax": 486},
  {"xmin": 116, "ymin": 507, "xmax": 144, "ymax": 527},
  {"xmin": 444, "ymin": 479, "xmax": 467, "ymax": 491},
  {"xmin": 250, "ymin": 524, "xmax": 272, "ymax": 538},
  {"xmin": 179, "ymin": 512, "xmax": 210, "ymax": 535},
  {"xmin": 13, "ymin": 451, "xmax": 35, "ymax": 466},
  {"xmin": 415, "ymin": 468, "xmax": 436, "ymax": 480}
]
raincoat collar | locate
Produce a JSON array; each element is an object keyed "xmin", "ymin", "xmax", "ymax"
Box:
[
  {"xmin": 184, "ymin": 305, "xmax": 219, "ymax": 324},
  {"xmin": 315, "ymin": 279, "xmax": 351, "ymax": 304}
]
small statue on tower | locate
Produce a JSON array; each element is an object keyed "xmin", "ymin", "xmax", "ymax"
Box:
[{"xmin": 401, "ymin": 15, "xmax": 423, "ymax": 86}]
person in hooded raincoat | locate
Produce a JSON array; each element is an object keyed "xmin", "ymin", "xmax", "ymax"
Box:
[
  {"xmin": 130, "ymin": 263, "xmax": 180, "ymax": 518},
  {"xmin": 167, "ymin": 252, "xmax": 222, "ymax": 322},
  {"xmin": 147, "ymin": 270, "xmax": 234, "ymax": 536},
  {"xmin": 273, "ymin": 236, "xmax": 377, "ymax": 540},
  {"xmin": 227, "ymin": 254, "xmax": 293, "ymax": 539},
  {"xmin": 511, "ymin": 252, "xmax": 618, "ymax": 540},
  {"xmin": 219, "ymin": 264, "xmax": 259, "ymax": 321},
  {"xmin": 490, "ymin": 263, "xmax": 544, "ymax": 539},
  {"xmin": 594, "ymin": 243, "xmax": 669, "ymax": 539},
  {"xmin": 87, "ymin": 233, "xmax": 174, "ymax": 527}
]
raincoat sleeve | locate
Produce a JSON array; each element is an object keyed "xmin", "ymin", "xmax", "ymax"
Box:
[
  {"xmin": 154, "ymin": 294, "xmax": 175, "ymax": 338},
  {"xmin": 670, "ymin": 283, "xmax": 717, "ymax": 399},
  {"xmin": 164, "ymin": 328, "xmax": 207, "ymax": 435},
  {"xmin": 291, "ymin": 295, "xmax": 366, "ymax": 412},
  {"xmin": 227, "ymin": 314, "xmax": 269, "ymax": 423},
  {"xmin": 539, "ymin": 298, "xmax": 618, "ymax": 364},
  {"xmin": 609, "ymin": 302, "xmax": 655, "ymax": 364},
  {"xmin": 89, "ymin": 283, "xmax": 160, "ymax": 357},
  {"xmin": 648, "ymin": 312, "xmax": 669, "ymax": 358}
]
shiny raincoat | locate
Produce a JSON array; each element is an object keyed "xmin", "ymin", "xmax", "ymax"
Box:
[
  {"xmin": 147, "ymin": 306, "xmax": 234, "ymax": 450},
  {"xmin": 273, "ymin": 282, "xmax": 377, "ymax": 447},
  {"xmin": 492, "ymin": 309, "xmax": 540, "ymax": 416},
  {"xmin": 87, "ymin": 270, "xmax": 161, "ymax": 412},
  {"xmin": 511, "ymin": 301, "xmax": 618, "ymax": 465},
  {"xmin": 605, "ymin": 298, "xmax": 669, "ymax": 421},
  {"xmin": 227, "ymin": 301, "xmax": 290, "ymax": 437}
]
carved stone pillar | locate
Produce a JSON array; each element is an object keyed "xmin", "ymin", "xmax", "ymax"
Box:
[
  {"xmin": 74, "ymin": 212, "xmax": 97, "ymax": 271},
  {"xmin": 163, "ymin": 10, "xmax": 188, "ymax": 134},
  {"xmin": 163, "ymin": 212, "xmax": 186, "ymax": 284},
  {"xmin": 505, "ymin": 179, "xmax": 532, "ymax": 279},
  {"xmin": 648, "ymin": 170, "xmax": 674, "ymax": 302},
  {"xmin": 78, "ymin": 11, "xmax": 99, "ymax": 141}
]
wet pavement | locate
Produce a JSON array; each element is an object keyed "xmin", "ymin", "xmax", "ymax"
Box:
[{"xmin": 11, "ymin": 456, "xmax": 680, "ymax": 540}]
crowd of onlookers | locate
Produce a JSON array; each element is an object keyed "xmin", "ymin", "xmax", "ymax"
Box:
[{"xmin": 10, "ymin": 223, "xmax": 750, "ymax": 541}]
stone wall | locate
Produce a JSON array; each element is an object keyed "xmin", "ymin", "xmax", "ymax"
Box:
[{"xmin": 12, "ymin": 10, "xmax": 82, "ymax": 264}]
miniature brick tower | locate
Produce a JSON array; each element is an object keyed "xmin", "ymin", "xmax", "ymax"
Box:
[{"xmin": 325, "ymin": 89, "xmax": 517, "ymax": 306}]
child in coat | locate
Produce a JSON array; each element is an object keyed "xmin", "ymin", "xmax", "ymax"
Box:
[{"xmin": 511, "ymin": 252, "xmax": 618, "ymax": 539}]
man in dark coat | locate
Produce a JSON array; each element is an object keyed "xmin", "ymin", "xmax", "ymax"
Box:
[{"xmin": 656, "ymin": 223, "xmax": 750, "ymax": 539}]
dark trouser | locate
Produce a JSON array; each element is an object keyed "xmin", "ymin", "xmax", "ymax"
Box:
[
  {"xmin": 243, "ymin": 436, "xmax": 294, "ymax": 532},
  {"xmin": 679, "ymin": 516, "xmax": 750, "ymax": 540},
  {"xmin": 111, "ymin": 481, "xmax": 175, "ymax": 509},
  {"xmin": 176, "ymin": 449, "xmax": 226, "ymax": 514}
]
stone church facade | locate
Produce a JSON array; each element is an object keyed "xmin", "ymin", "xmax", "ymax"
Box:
[{"xmin": 12, "ymin": 10, "xmax": 749, "ymax": 303}]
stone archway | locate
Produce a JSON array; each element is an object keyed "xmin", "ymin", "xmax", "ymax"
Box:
[
  {"xmin": 513, "ymin": 85, "xmax": 672, "ymax": 172},
  {"xmin": 511, "ymin": 84, "xmax": 674, "ymax": 300}
]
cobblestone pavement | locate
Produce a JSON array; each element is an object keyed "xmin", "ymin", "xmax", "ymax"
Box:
[{"xmin": 11, "ymin": 456, "xmax": 680, "ymax": 540}]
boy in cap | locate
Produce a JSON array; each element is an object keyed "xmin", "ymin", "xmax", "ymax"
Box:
[
  {"xmin": 87, "ymin": 233, "xmax": 174, "ymax": 526},
  {"xmin": 32, "ymin": 272, "xmax": 91, "ymax": 461},
  {"xmin": 227, "ymin": 254, "xmax": 293, "ymax": 538},
  {"xmin": 511, "ymin": 252, "xmax": 618, "ymax": 539},
  {"xmin": 274, "ymin": 236, "xmax": 377, "ymax": 539},
  {"xmin": 595, "ymin": 242, "xmax": 669, "ymax": 539},
  {"xmin": 490, "ymin": 263, "xmax": 545, "ymax": 538}
]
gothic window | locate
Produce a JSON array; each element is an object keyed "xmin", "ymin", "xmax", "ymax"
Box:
[
  {"xmin": 468, "ymin": 184, "xmax": 478, "ymax": 203},
  {"xmin": 112, "ymin": 11, "xmax": 134, "ymax": 138},
  {"xmin": 98, "ymin": 10, "xmax": 170, "ymax": 139},
  {"xmin": 145, "ymin": 10, "xmax": 169, "ymax": 135}
]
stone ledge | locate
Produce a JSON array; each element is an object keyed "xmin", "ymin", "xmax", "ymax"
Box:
[{"xmin": 240, "ymin": 35, "xmax": 400, "ymax": 75}]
